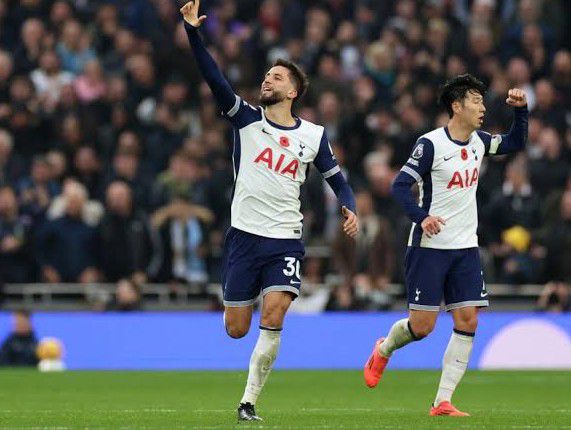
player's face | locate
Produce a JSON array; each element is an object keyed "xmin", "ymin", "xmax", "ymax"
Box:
[
  {"xmin": 259, "ymin": 66, "xmax": 297, "ymax": 107},
  {"xmin": 459, "ymin": 90, "xmax": 486, "ymax": 129}
]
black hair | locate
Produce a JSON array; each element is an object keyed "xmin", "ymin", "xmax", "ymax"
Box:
[
  {"xmin": 438, "ymin": 74, "xmax": 487, "ymax": 117},
  {"xmin": 272, "ymin": 58, "xmax": 309, "ymax": 103}
]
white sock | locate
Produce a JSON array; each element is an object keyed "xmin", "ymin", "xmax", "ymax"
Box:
[
  {"xmin": 434, "ymin": 330, "xmax": 474, "ymax": 406},
  {"xmin": 379, "ymin": 318, "xmax": 416, "ymax": 357},
  {"xmin": 240, "ymin": 327, "xmax": 281, "ymax": 405}
]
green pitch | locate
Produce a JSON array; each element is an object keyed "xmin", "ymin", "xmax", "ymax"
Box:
[{"xmin": 0, "ymin": 370, "xmax": 569, "ymax": 429}]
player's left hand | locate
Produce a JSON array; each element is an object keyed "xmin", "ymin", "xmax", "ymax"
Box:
[
  {"xmin": 342, "ymin": 206, "xmax": 359, "ymax": 239},
  {"xmin": 506, "ymin": 88, "xmax": 527, "ymax": 107}
]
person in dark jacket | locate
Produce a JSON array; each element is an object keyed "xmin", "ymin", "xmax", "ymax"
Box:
[
  {"xmin": 36, "ymin": 181, "xmax": 100, "ymax": 283},
  {"xmin": 0, "ymin": 310, "xmax": 38, "ymax": 367},
  {"xmin": 99, "ymin": 181, "xmax": 159, "ymax": 283},
  {"xmin": 0, "ymin": 185, "xmax": 35, "ymax": 282}
]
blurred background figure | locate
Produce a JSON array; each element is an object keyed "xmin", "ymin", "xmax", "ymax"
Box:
[{"xmin": 0, "ymin": 310, "xmax": 38, "ymax": 367}]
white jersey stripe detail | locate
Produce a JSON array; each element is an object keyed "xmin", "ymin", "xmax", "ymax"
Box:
[
  {"xmin": 321, "ymin": 165, "xmax": 341, "ymax": 179},
  {"xmin": 401, "ymin": 166, "xmax": 422, "ymax": 183},
  {"xmin": 227, "ymin": 95, "xmax": 241, "ymax": 117}
]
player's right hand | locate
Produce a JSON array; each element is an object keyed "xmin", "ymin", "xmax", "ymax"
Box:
[
  {"xmin": 180, "ymin": 0, "xmax": 207, "ymax": 28},
  {"xmin": 421, "ymin": 215, "xmax": 446, "ymax": 238},
  {"xmin": 342, "ymin": 206, "xmax": 359, "ymax": 239}
]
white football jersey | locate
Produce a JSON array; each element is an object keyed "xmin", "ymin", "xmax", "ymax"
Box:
[
  {"xmin": 224, "ymin": 95, "xmax": 340, "ymax": 239},
  {"xmin": 400, "ymin": 127, "xmax": 492, "ymax": 249}
]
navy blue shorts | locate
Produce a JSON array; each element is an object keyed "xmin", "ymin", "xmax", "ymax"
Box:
[
  {"xmin": 222, "ymin": 228, "xmax": 305, "ymax": 307},
  {"xmin": 405, "ymin": 247, "xmax": 489, "ymax": 312}
]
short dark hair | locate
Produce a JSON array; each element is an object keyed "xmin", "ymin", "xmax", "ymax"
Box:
[
  {"xmin": 438, "ymin": 74, "xmax": 487, "ymax": 117},
  {"xmin": 272, "ymin": 58, "xmax": 309, "ymax": 103}
]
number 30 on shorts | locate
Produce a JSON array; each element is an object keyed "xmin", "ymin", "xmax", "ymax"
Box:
[{"xmin": 282, "ymin": 257, "xmax": 301, "ymax": 279}]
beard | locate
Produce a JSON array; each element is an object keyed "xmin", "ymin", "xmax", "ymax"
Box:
[{"xmin": 259, "ymin": 90, "xmax": 286, "ymax": 107}]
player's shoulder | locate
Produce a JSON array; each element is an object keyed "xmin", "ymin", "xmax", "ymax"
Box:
[
  {"xmin": 419, "ymin": 127, "xmax": 449, "ymax": 146},
  {"xmin": 412, "ymin": 129, "xmax": 440, "ymax": 155},
  {"xmin": 295, "ymin": 117, "xmax": 326, "ymax": 148},
  {"xmin": 474, "ymin": 129, "xmax": 492, "ymax": 145},
  {"xmin": 229, "ymin": 97, "xmax": 263, "ymax": 128}
]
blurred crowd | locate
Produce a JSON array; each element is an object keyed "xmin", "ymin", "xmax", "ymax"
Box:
[{"xmin": 0, "ymin": 0, "xmax": 569, "ymax": 311}]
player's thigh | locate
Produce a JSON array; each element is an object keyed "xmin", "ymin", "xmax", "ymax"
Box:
[
  {"xmin": 259, "ymin": 239, "xmax": 304, "ymax": 300},
  {"xmin": 405, "ymin": 247, "xmax": 450, "ymax": 312},
  {"xmin": 408, "ymin": 309, "xmax": 439, "ymax": 338},
  {"xmin": 451, "ymin": 306, "xmax": 479, "ymax": 333},
  {"xmin": 443, "ymin": 248, "xmax": 489, "ymax": 313},
  {"xmin": 221, "ymin": 228, "xmax": 262, "ymax": 308},
  {"xmin": 260, "ymin": 291, "xmax": 294, "ymax": 328}
]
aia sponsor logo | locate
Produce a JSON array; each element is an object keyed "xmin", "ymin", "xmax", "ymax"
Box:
[
  {"xmin": 254, "ymin": 147, "xmax": 299, "ymax": 179},
  {"xmin": 447, "ymin": 168, "xmax": 479, "ymax": 189}
]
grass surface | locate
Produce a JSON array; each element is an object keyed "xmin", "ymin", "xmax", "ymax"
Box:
[{"xmin": 0, "ymin": 370, "xmax": 569, "ymax": 429}]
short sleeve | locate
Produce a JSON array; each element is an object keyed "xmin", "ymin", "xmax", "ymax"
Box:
[
  {"xmin": 223, "ymin": 96, "xmax": 262, "ymax": 129},
  {"xmin": 313, "ymin": 130, "xmax": 340, "ymax": 178},
  {"xmin": 399, "ymin": 137, "xmax": 434, "ymax": 182}
]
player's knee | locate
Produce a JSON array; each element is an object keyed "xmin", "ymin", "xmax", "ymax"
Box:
[
  {"xmin": 225, "ymin": 323, "xmax": 249, "ymax": 339},
  {"xmin": 456, "ymin": 315, "xmax": 478, "ymax": 333},
  {"xmin": 410, "ymin": 320, "xmax": 436, "ymax": 339}
]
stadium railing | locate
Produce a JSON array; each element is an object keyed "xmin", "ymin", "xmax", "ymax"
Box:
[{"xmin": 1, "ymin": 282, "xmax": 544, "ymax": 311}]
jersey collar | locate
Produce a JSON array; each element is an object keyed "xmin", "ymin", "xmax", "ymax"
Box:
[
  {"xmin": 444, "ymin": 126, "xmax": 471, "ymax": 146},
  {"xmin": 263, "ymin": 111, "xmax": 302, "ymax": 130}
]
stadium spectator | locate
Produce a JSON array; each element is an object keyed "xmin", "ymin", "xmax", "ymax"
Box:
[
  {"xmin": 0, "ymin": 0, "xmax": 566, "ymax": 307},
  {"xmin": 106, "ymin": 278, "xmax": 142, "ymax": 312},
  {"xmin": 0, "ymin": 128, "xmax": 24, "ymax": 186},
  {"xmin": 56, "ymin": 20, "xmax": 96, "ymax": 76},
  {"xmin": 532, "ymin": 79, "xmax": 566, "ymax": 131},
  {"xmin": 150, "ymin": 151, "xmax": 207, "ymax": 208},
  {"xmin": 483, "ymin": 156, "xmax": 542, "ymax": 282},
  {"xmin": 99, "ymin": 181, "xmax": 158, "ymax": 283},
  {"xmin": 36, "ymin": 181, "xmax": 100, "ymax": 283},
  {"xmin": 17, "ymin": 155, "xmax": 60, "ymax": 218},
  {"xmin": 538, "ymin": 190, "xmax": 571, "ymax": 288},
  {"xmin": 333, "ymin": 190, "xmax": 395, "ymax": 310},
  {"xmin": 0, "ymin": 50, "xmax": 14, "ymax": 104},
  {"xmin": 30, "ymin": 49, "xmax": 74, "ymax": 111},
  {"xmin": 47, "ymin": 178, "xmax": 104, "ymax": 227},
  {"xmin": 72, "ymin": 146, "xmax": 103, "ymax": 200},
  {"xmin": 536, "ymin": 282, "xmax": 569, "ymax": 313},
  {"xmin": 0, "ymin": 185, "xmax": 34, "ymax": 283},
  {"xmin": 528, "ymin": 127, "xmax": 568, "ymax": 196},
  {"xmin": 73, "ymin": 59, "xmax": 107, "ymax": 104},
  {"xmin": 12, "ymin": 18, "xmax": 45, "ymax": 75},
  {"xmin": 0, "ymin": 310, "xmax": 38, "ymax": 367},
  {"xmin": 151, "ymin": 197, "xmax": 213, "ymax": 284}
]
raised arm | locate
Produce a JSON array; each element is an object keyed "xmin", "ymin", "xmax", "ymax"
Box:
[
  {"xmin": 180, "ymin": 1, "xmax": 237, "ymax": 115},
  {"xmin": 313, "ymin": 131, "xmax": 358, "ymax": 238},
  {"xmin": 479, "ymin": 88, "xmax": 528, "ymax": 156}
]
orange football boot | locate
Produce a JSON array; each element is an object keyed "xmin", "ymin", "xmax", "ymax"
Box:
[
  {"xmin": 363, "ymin": 337, "xmax": 389, "ymax": 388},
  {"xmin": 429, "ymin": 401, "xmax": 470, "ymax": 417}
]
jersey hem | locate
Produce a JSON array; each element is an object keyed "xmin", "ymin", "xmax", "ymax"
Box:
[
  {"xmin": 406, "ymin": 244, "xmax": 479, "ymax": 250},
  {"xmin": 231, "ymin": 222, "xmax": 302, "ymax": 240}
]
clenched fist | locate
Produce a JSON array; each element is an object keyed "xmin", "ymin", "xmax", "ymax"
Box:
[{"xmin": 506, "ymin": 88, "xmax": 527, "ymax": 107}]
